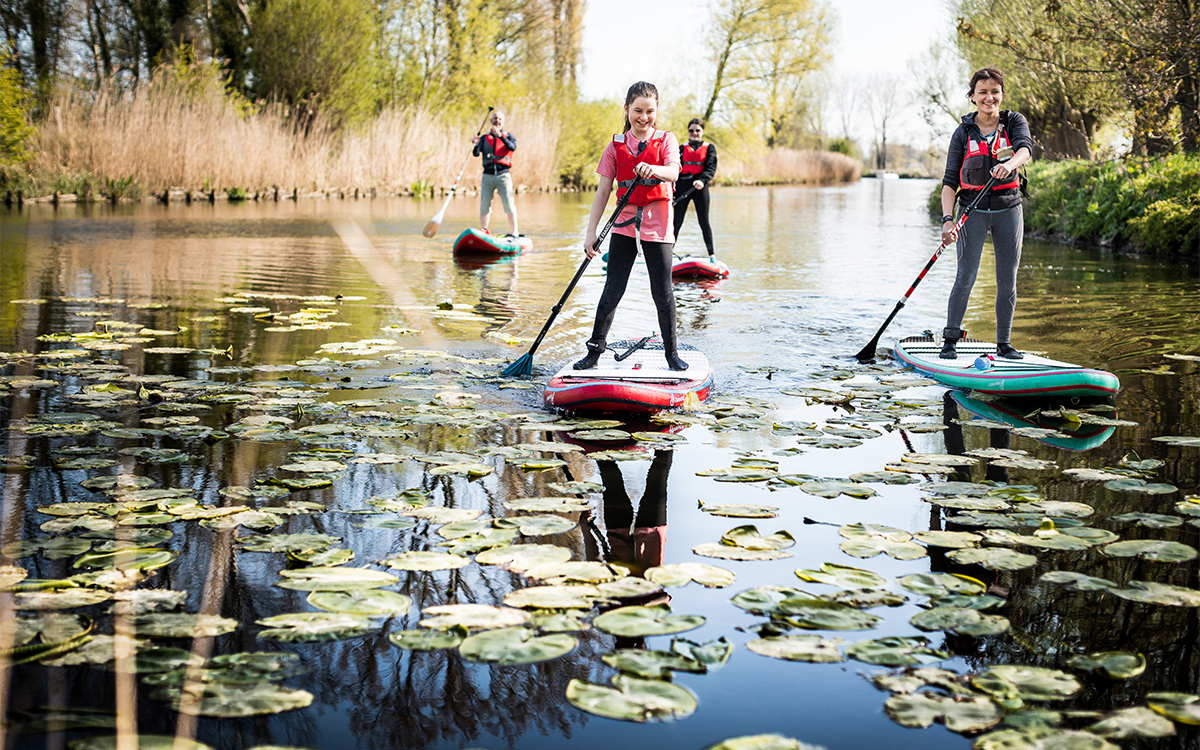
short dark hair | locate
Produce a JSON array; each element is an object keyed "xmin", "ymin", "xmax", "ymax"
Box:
[
  {"xmin": 688, "ymin": 118, "xmax": 704, "ymax": 129},
  {"xmin": 967, "ymin": 67, "xmax": 1005, "ymax": 98}
]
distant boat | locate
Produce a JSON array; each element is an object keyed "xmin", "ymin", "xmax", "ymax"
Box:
[{"xmin": 879, "ymin": 172, "xmax": 900, "ymax": 180}]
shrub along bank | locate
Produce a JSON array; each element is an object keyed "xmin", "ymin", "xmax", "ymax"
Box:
[{"xmin": 929, "ymin": 153, "xmax": 1199, "ymax": 258}]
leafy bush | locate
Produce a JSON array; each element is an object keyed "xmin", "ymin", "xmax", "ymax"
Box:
[
  {"xmin": 0, "ymin": 53, "xmax": 35, "ymax": 184},
  {"xmin": 555, "ymin": 98, "xmax": 619, "ymax": 189}
]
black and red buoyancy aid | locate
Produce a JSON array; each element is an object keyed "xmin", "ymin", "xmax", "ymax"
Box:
[
  {"xmin": 614, "ymin": 131, "xmax": 671, "ymax": 206},
  {"xmin": 482, "ymin": 132, "xmax": 513, "ymax": 168},
  {"xmin": 680, "ymin": 142, "xmax": 709, "ymax": 178},
  {"xmin": 959, "ymin": 111, "xmax": 1019, "ymax": 193}
]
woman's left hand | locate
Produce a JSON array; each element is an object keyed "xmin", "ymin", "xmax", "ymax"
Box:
[
  {"xmin": 692, "ymin": 179, "xmax": 704, "ymax": 190},
  {"xmin": 990, "ymin": 162, "xmax": 1014, "ymax": 179}
]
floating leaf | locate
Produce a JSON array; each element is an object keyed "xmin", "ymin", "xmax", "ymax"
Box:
[
  {"xmin": 427, "ymin": 462, "xmax": 494, "ymax": 479},
  {"xmin": 696, "ymin": 467, "xmax": 777, "ymax": 482},
  {"xmin": 565, "ymin": 675, "xmax": 697, "ymax": 723},
  {"xmin": 238, "ymin": 533, "xmax": 341, "ymax": 553},
  {"xmin": 382, "ymin": 551, "xmax": 472, "ymax": 571},
  {"xmin": 1147, "ymin": 693, "xmax": 1200, "ymax": 725},
  {"xmin": 947, "ymin": 547, "xmax": 1038, "ymax": 571},
  {"xmin": 504, "ymin": 497, "xmax": 591, "ymax": 513},
  {"xmin": 131, "ymin": 613, "xmax": 239, "ymax": 639},
  {"xmin": 1063, "ymin": 468, "xmax": 1128, "ymax": 482},
  {"xmin": 66, "ymin": 735, "xmax": 214, "ymax": 750},
  {"xmin": 15, "ymin": 589, "xmax": 113, "ymax": 610},
  {"xmin": 306, "ymin": 590, "xmax": 412, "ymax": 615},
  {"xmin": 645, "ymin": 563, "xmax": 736, "ymax": 589},
  {"xmin": 603, "ymin": 648, "xmax": 706, "ymax": 677},
  {"xmin": 1088, "ymin": 707, "xmax": 1175, "ymax": 739},
  {"xmin": 910, "ymin": 607, "xmax": 1010, "ymax": 636},
  {"xmin": 746, "ymin": 635, "xmax": 844, "ymax": 663},
  {"xmin": 475, "ymin": 544, "xmax": 572, "ymax": 572},
  {"xmin": 497, "ymin": 514, "xmax": 577, "ymax": 536},
  {"xmin": 914, "ymin": 530, "xmax": 982, "ymax": 549},
  {"xmin": 1039, "ymin": 571, "xmax": 1118, "ymax": 592},
  {"xmin": 722, "ymin": 525, "xmax": 795, "ymax": 551},
  {"xmin": 1099, "ymin": 540, "xmax": 1197, "ymax": 562},
  {"xmin": 387, "ymin": 628, "xmax": 465, "ymax": 651},
  {"xmin": 885, "ymin": 692, "xmax": 1003, "ymax": 733},
  {"xmin": 1066, "ymin": 652, "xmax": 1146, "ymax": 680},
  {"xmin": 897, "ymin": 572, "xmax": 987, "ymax": 598},
  {"xmin": 972, "ymin": 665, "xmax": 1081, "ymax": 702},
  {"xmin": 1106, "ymin": 581, "xmax": 1200, "ymax": 607},
  {"xmin": 731, "ymin": 586, "xmax": 816, "ymax": 615},
  {"xmin": 523, "ymin": 561, "xmax": 629, "ymax": 584},
  {"xmin": 419, "ymin": 604, "xmax": 530, "ymax": 631},
  {"xmin": 256, "ymin": 612, "xmax": 377, "ymax": 642},
  {"xmin": 846, "ymin": 636, "xmax": 948, "ymax": 666},
  {"xmin": 592, "ymin": 604, "xmax": 705, "ymax": 637},
  {"xmin": 1109, "ymin": 512, "xmax": 1183, "ymax": 529},
  {"xmin": 458, "ymin": 627, "xmax": 575, "ymax": 665},
  {"xmin": 503, "ymin": 585, "xmax": 601, "ymax": 609},
  {"xmin": 795, "ymin": 562, "xmax": 887, "ymax": 589},
  {"xmin": 973, "ymin": 729, "xmax": 1118, "ymax": 750},
  {"xmin": 702, "ymin": 735, "xmax": 819, "ymax": 750},
  {"xmin": 275, "ymin": 567, "xmax": 399, "ymax": 591},
  {"xmin": 699, "ymin": 501, "xmax": 779, "ymax": 518},
  {"xmin": 693, "ymin": 542, "xmax": 792, "ymax": 561},
  {"xmin": 839, "ymin": 524, "xmax": 926, "ymax": 560}
]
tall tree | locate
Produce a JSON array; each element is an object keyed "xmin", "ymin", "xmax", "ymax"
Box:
[{"xmin": 862, "ymin": 74, "xmax": 903, "ymax": 169}]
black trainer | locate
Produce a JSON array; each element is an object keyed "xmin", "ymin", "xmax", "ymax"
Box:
[
  {"xmin": 665, "ymin": 351, "xmax": 689, "ymax": 371},
  {"xmin": 939, "ymin": 327, "xmax": 962, "ymax": 360},
  {"xmin": 996, "ymin": 342, "xmax": 1024, "ymax": 360},
  {"xmin": 573, "ymin": 341, "xmax": 606, "ymax": 370}
]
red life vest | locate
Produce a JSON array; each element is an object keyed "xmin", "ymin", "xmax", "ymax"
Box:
[
  {"xmin": 959, "ymin": 113, "xmax": 1018, "ymax": 192},
  {"xmin": 614, "ymin": 131, "xmax": 671, "ymax": 205},
  {"xmin": 680, "ymin": 142, "xmax": 708, "ymax": 177},
  {"xmin": 482, "ymin": 132, "xmax": 513, "ymax": 168}
]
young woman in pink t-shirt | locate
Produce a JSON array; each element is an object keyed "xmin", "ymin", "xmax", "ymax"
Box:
[{"xmin": 573, "ymin": 81, "xmax": 686, "ymax": 371}]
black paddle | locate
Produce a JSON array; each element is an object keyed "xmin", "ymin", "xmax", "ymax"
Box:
[
  {"xmin": 672, "ymin": 184, "xmax": 696, "ymax": 207},
  {"xmin": 500, "ymin": 183, "xmax": 637, "ymax": 377},
  {"xmin": 854, "ymin": 154, "xmax": 1013, "ymax": 363},
  {"xmin": 422, "ymin": 107, "xmax": 493, "ymax": 238}
]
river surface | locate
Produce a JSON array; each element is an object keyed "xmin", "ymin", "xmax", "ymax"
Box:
[{"xmin": 1, "ymin": 180, "xmax": 1198, "ymax": 750}]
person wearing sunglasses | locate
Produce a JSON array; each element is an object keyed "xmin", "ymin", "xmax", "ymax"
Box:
[
  {"xmin": 672, "ymin": 118, "xmax": 718, "ymax": 258},
  {"xmin": 472, "ymin": 110, "xmax": 519, "ymax": 238}
]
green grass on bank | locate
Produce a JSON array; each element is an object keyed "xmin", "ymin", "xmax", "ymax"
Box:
[{"xmin": 929, "ymin": 153, "xmax": 1200, "ymax": 257}]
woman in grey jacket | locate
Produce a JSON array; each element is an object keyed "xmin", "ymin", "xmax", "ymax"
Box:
[{"xmin": 938, "ymin": 67, "xmax": 1033, "ymax": 360}]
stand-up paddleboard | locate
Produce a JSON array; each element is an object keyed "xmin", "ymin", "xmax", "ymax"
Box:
[
  {"xmin": 544, "ymin": 338, "xmax": 713, "ymax": 414},
  {"xmin": 894, "ymin": 334, "xmax": 1120, "ymax": 399},
  {"xmin": 950, "ymin": 391, "xmax": 1116, "ymax": 451},
  {"xmin": 672, "ymin": 256, "xmax": 730, "ymax": 279},
  {"xmin": 452, "ymin": 228, "xmax": 532, "ymax": 256}
]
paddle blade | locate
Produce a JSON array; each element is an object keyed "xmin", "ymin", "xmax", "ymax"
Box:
[
  {"xmin": 501, "ymin": 352, "xmax": 534, "ymax": 378},
  {"xmin": 854, "ymin": 336, "xmax": 882, "ymax": 363},
  {"xmin": 421, "ymin": 217, "xmax": 441, "ymax": 238}
]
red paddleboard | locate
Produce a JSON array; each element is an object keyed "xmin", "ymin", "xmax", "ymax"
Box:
[
  {"xmin": 672, "ymin": 256, "xmax": 729, "ymax": 279},
  {"xmin": 544, "ymin": 338, "xmax": 713, "ymax": 414},
  {"xmin": 452, "ymin": 228, "xmax": 532, "ymax": 256}
]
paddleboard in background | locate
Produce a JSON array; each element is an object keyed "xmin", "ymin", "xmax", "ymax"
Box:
[
  {"xmin": 452, "ymin": 228, "xmax": 532, "ymax": 256},
  {"xmin": 894, "ymin": 334, "xmax": 1120, "ymax": 399},
  {"xmin": 950, "ymin": 391, "xmax": 1116, "ymax": 451},
  {"xmin": 544, "ymin": 338, "xmax": 713, "ymax": 414},
  {"xmin": 672, "ymin": 256, "xmax": 730, "ymax": 279}
]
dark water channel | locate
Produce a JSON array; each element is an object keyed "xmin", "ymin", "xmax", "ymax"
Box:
[{"xmin": 1, "ymin": 180, "xmax": 1198, "ymax": 750}]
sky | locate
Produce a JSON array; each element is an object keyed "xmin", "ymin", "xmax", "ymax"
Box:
[{"xmin": 579, "ymin": 0, "xmax": 954, "ymax": 146}]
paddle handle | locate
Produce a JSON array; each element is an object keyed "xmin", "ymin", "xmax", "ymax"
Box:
[
  {"xmin": 671, "ymin": 184, "xmax": 696, "ymax": 207},
  {"xmin": 446, "ymin": 107, "xmax": 495, "ymax": 200}
]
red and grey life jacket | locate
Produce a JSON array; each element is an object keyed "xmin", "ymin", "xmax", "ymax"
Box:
[
  {"xmin": 680, "ymin": 142, "xmax": 709, "ymax": 178},
  {"xmin": 959, "ymin": 111, "xmax": 1019, "ymax": 193},
  {"xmin": 481, "ymin": 132, "xmax": 513, "ymax": 169},
  {"xmin": 614, "ymin": 131, "xmax": 671, "ymax": 206}
]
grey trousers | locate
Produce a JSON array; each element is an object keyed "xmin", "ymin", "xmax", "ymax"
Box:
[{"xmin": 946, "ymin": 205, "xmax": 1023, "ymax": 343}]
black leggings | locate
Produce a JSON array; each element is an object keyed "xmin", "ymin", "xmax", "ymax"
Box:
[
  {"xmin": 672, "ymin": 186, "xmax": 713, "ymax": 255},
  {"xmin": 587, "ymin": 233, "xmax": 678, "ymax": 350}
]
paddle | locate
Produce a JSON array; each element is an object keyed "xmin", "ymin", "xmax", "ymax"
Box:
[
  {"xmin": 422, "ymin": 107, "xmax": 494, "ymax": 238},
  {"xmin": 500, "ymin": 182, "xmax": 637, "ymax": 377},
  {"xmin": 671, "ymin": 184, "xmax": 696, "ymax": 207},
  {"xmin": 853, "ymin": 149, "xmax": 1014, "ymax": 363}
]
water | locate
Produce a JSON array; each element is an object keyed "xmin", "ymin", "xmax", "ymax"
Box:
[{"xmin": 1, "ymin": 180, "xmax": 1198, "ymax": 750}]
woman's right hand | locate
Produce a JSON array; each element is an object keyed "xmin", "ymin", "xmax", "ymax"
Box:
[
  {"xmin": 941, "ymin": 222, "xmax": 957, "ymax": 245},
  {"xmin": 584, "ymin": 232, "xmax": 600, "ymax": 258}
]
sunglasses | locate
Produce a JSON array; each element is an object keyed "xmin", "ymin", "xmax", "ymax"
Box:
[{"xmin": 688, "ymin": 129, "xmax": 702, "ymax": 133}]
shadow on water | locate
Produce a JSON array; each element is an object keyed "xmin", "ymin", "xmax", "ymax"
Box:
[{"xmin": 1, "ymin": 183, "xmax": 1198, "ymax": 749}]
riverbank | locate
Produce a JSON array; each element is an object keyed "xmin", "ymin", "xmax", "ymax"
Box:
[{"xmin": 926, "ymin": 153, "xmax": 1199, "ymax": 259}]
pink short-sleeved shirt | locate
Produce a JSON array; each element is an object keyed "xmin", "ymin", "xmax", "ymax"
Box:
[{"xmin": 596, "ymin": 130, "xmax": 681, "ymax": 243}]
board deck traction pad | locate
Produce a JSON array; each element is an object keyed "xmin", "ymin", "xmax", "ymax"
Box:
[
  {"xmin": 551, "ymin": 339, "xmax": 710, "ymax": 381},
  {"xmin": 894, "ymin": 333, "xmax": 1120, "ymax": 398}
]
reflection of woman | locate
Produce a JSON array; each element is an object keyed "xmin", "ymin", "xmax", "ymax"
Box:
[
  {"xmin": 598, "ymin": 450, "xmax": 671, "ymax": 574},
  {"xmin": 672, "ymin": 118, "xmax": 717, "ymax": 258},
  {"xmin": 938, "ymin": 67, "xmax": 1033, "ymax": 361}
]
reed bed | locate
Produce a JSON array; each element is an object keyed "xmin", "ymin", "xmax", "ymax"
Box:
[{"xmin": 19, "ymin": 71, "xmax": 857, "ymax": 198}]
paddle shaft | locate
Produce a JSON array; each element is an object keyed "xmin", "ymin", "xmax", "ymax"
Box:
[
  {"xmin": 520, "ymin": 185, "xmax": 637, "ymax": 357},
  {"xmin": 425, "ymin": 108, "xmax": 494, "ymax": 228},
  {"xmin": 853, "ymin": 173, "xmax": 1001, "ymax": 361}
]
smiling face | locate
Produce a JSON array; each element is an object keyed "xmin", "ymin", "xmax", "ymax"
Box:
[
  {"xmin": 624, "ymin": 96, "xmax": 658, "ymax": 138},
  {"xmin": 970, "ymin": 79, "xmax": 1004, "ymax": 117},
  {"xmin": 490, "ymin": 113, "xmax": 504, "ymax": 130},
  {"xmin": 687, "ymin": 123, "xmax": 703, "ymax": 141}
]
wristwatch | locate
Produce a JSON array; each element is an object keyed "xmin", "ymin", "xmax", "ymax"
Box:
[{"xmin": 941, "ymin": 215, "xmax": 954, "ymax": 223}]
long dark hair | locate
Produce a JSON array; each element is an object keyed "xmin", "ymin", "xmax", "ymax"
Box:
[{"xmin": 623, "ymin": 81, "xmax": 659, "ymax": 133}]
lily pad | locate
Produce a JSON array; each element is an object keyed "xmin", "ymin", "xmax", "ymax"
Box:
[
  {"xmin": 419, "ymin": 604, "xmax": 531, "ymax": 630},
  {"xmin": 746, "ymin": 634, "xmax": 844, "ymax": 663},
  {"xmin": 1106, "ymin": 581, "xmax": 1200, "ymax": 606},
  {"xmin": 474, "ymin": 544, "xmax": 572, "ymax": 572},
  {"xmin": 973, "ymin": 728, "xmax": 1118, "ymax": 750},
  {"xmin": 1109, "ymin": 512, "xmax": 1183, "ymax": 528},
  {"xmin": 1147, "ymin": 692, "xmax": 1200, "ymax": 724},
  {"xmin": 523, "ymin": 561, "xmax": 630, "ymax": 584},
  {"xmin": 387, "ymin": 628, "xmax": 465, "ymax": 651},
  {"xmin": 645, "ymin": 563, "xmax": 736, "ymax": 589},
  {"xmin": 306, "ymin": 590, "xmax": 412, "ymax": 615},
  {"xmin": 914, "ymin": 530, "xmax": 982, "ymax": 549},
  {"xmin": 66, "ymin": 736, "xmax": 215, "ymax": 750},
  {"xmin": 1066, "ymin": 651, "xmax": 1146, "ymax": 680},
  {"xmin": 603, "ymin": 648, "xmax": 707, "ymax": 677},
  {"xmin": 839, "ymin": 524, "xmax": 927, "ymax": 561},
  {"xmin": 497, "ymin": 514, "xmax": 578, "ymax": 536},
  {"xmin": 401, "ymin": 507, "xmax": 482, "ymax": 524},
  {"xmin": 565, "ymin": 675, "xmax": 697, "ymax": 723},
  {"xmin": 256, "ymin": 612, "xmax": 377, "ymax": 642},
  {"xmin": 722, "ymin": 525, "xmax": 796, "ymax": 551},
  {"xmin": 15, "ymin": 589, "xmax": 114, "ymax": 610},
  {"xmin": 885, "ymin": 692, "xmax": 1002, "ymax": 733},
  {"xmin": 795, "ymin": 562, "xmax": 887, "ymax": 589},
  {"xmin": 503, "ymin": 584, "xmax": 602, "ymax": 609},
  {"xmin": 947, "ymin": 547, "xmax": 1038, "ymax": 571},
  {"xmin": 972, "ymin": 665, "xmax": 1081, "ymax": 702},
  {"xmin": 458, "ymin": 627, "xmax": 576, "ymax": 664},
  {"xmin": 131, "ymin": 613, "xmax": 239, "ymax": 639},
  {"xmin": 275, "ymin": 567, "xmax": 399, "ymax": 591},
  {"xmin": 1088, "ymin": 706, "xmax": 1175, "ymax": 739},
  {"xmin": 693, "ymin": 542, "xmax": 792, "ymax": 561},
  {"xmin": 1099, "ymin": 540, "xmax": 1197, "ymax": 562},
  {"xmin": 846, "ymin": 636, "xmax": 948, "ymax": 666},
  {"xmin": 382, "ymin": 551, "xmax": 473, "ymax": 571},
  {"xmin": 504, "ymin": 497, "xmax": 591, "ymax": 513},
  {"xmin": 910, "ymin": 607, "xmax": 1011, "ymax": 636},
  {"xmin": 164, "ymin": 682, "xmax": 314, "ymax": 717},
  {"xmin": 699, "ymin": 501, "xmax": 779, "ymax": 518},
  {"xmin": 592, "ymin": 604, "xmax": 705, "ymax": 637},
  {"xmin": 703, "ymin": 735, "xmax": 818, "ymax": 750}
]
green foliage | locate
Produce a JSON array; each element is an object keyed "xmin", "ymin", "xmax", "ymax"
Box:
[
  {"xmin": 225, "ymin": 187, "xmax": 249, "ymax": 201},
  {"xmin": 556, "ymin": 98, "xmax": 620, "ymax": 188},
  {"xmin": 103, "ymin": 175, "xmax": 143, "ymax": 201},
  {"xmin": 827, "ymin": 137, "xmax": 857, "ymax": 158},
  {"xmin": 0, "ymin": 55, "xmax": 35, "ymax": 174},
  {"xmin": 1025, "ymin": 153, "xmax": 1200, "ymax": 256},
  {"xmin": 250, "ymin": 0, "xmax": 381, "ymax": 129}
]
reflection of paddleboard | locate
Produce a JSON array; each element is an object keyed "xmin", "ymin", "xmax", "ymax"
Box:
[
  {"xmin": 672, "ymin": 256, "xmax": 730, "ymax": 279},
  {"xmin": 544, "ymin": 338, "xmax": 713, "ymax": 414},
  {"xmin": 950, "ymin": 391, "xmax": 1116, "ymax": 451},
  {"xmin": 894, "ymin": 334, "xmax": 1120, "ymax": 398},
  {"xmin": 452, "ymin": 228, "xmax": 532, "ymax": 256}
]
